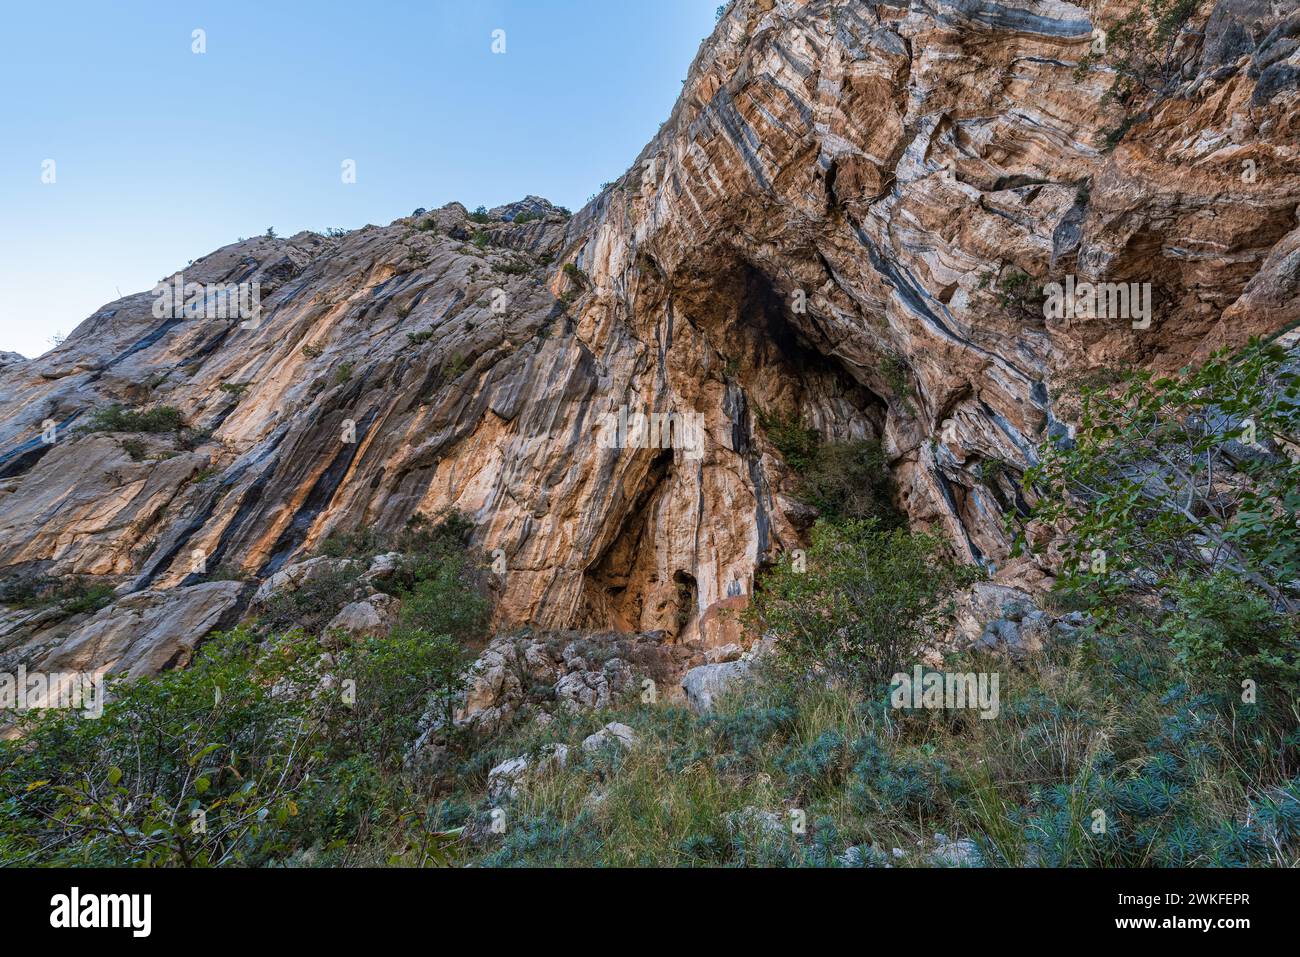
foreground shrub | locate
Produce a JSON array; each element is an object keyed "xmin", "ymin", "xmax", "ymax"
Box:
[
  {"xmin": 749, "ymin": 518, "xmax": 982, "ymax": 689},
  {"xmin": 1019, "ymin": 339, "xmax": 1300, "ymax": 703}
]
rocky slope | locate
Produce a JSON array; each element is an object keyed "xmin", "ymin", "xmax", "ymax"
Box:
[{"xmin": 1, "ymin": 0, "xmax": 1298, "ymax": 687}]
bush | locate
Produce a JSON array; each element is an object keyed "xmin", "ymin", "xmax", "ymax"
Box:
[
  {"xmin": 757, "ymin": 408, "xmax": 819, "ymax": 471},
  {"xmin": 749, "ymin": 519, "xmax": 982, "ymax": 689},
  {"xmin": 757, "ymin": 410, "xmax": 900, "ymax": 523},
  {"xmin": 1, "ymin": 511, "xmax": 492, "ymax": 867},
  {"xmin": 258, "ymin": 562, "xmax": 363, "ymax": 635},
  {"xmin": 0, "ymin": 576, "xmax": 114, "ymax": 616},
  {"xmin": 86, "ymin": 404, "xmax": 185, "ymax": 434},
  {"xmin": 800, "ymin": 439, "xmax": 902, "ymax": 526},
  {"xmin": 1018, "ymin": 339, "xmax": 1300, "ymax": 704},
  {"xmin": 1160, "ymin": 572, "xmax": 1300, "ymax": 693},
  {"xmin": 0, "ymin": 627, "xmax": 326, "ymax": 866}
]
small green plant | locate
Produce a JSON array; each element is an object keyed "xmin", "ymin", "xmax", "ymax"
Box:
[
  {"xmin": 756, "ymin": 408, "xmax": 819, "ymax": 471},
  {"xmin": 121, "ymin": 438, "xmax": 148, "ymax": 461},
  {"xmin": 880, "ymin": 352, "xmax": 914, "ymax": 407},
  {"xmin": 301, "ymin": 343, "xmax": 323, "ymax": 359},
  {"xmin": 86, "ymin": 405, "xmax": 186, "ymax": 434},
  {"xmin": 468, "ymin": 206, "xmax": 491, "ymax": 224},
  {"xmin": 333, "ymin": 361, "xmax": 355, "ymax": 385},
  {"xmin": 442, "ymin": 354, "xmax": 469, "ymax": 381},
  {"xmin": 494, "ymin": 257, "xmax": 530, "ymax": 276}
]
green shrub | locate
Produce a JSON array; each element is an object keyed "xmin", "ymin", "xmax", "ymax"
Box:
[
  {"xmin": 1160, "ymin": 572, "xmax": 1300, "ymax": 693},
  {"xmin": 86, "ymin": 404, "xmax": 186, "ymax": 434},
  {"xmin": 121, "ymin": 438, "xmax": 148, "ymax": 461},
  {"xmin": 0, "ymin": 576, "xmax": 114, "ymax": 615},
  {"xmin": 1, "ymin": 512, "xmax": 491, "ymax": 868},
  {"xmin": 0, "ymin": 627, "xmax": 324, "ymax": 866},
  {"xmin": 258, "ymin": 562, "xmax": 364, "ymax": 635},
  {"xmin": 800, "ymin": 439, "xmax": 902, "ymax": 526},
  {"xmin": 756, "ymin": 408, "xmax": 819, "ymax": 471},
  {"xmin": 757, "ymin": 409, "xmax": 901, "ymax": 523},
  {"xmin": 1018, "ymin": 339, "xmax": 1300, "ymax": 704},
  {"xmin": 749, "ymin": 519, "xmax": 982, "ymax": 689}
]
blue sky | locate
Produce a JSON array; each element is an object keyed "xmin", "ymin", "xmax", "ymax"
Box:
[{"xmin": 0, "ymin": 0, "xmax": 721, "ymax": 358}]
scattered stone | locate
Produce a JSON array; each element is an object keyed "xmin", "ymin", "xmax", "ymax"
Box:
[
  {"xmin": 929, "ymin": 836, "xmax": 984, "ymax": 868},
  {"xmin": 487, "ymin": 755, "xmax": 530, "ymax": 803},
  {"xmin": 681, "ymin": 659, "xmax": 753, "ymax": 714},
  {"xmin": 725, "ymin": 807, "xmax": 785, "ymax": 838},
  {"xmin": 581, "ymin": 722, "xmax": 638, "ymax": 753}
]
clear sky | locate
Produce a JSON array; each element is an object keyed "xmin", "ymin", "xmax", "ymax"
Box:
[{"xmin": 0, "ymin": 0, "xmax": 721, "ymax": 359}]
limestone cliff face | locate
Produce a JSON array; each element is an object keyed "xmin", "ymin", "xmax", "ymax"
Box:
[{"xmin": 1, "ymin": 0, "xmax": 1298, "ymax": 680}]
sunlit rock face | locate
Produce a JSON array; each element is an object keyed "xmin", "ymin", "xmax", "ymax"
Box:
[{"xmin": 1, "ymin": 0, "xmax": 1297, "ymax": 679}]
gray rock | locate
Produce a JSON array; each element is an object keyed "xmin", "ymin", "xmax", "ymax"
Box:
[
  {"xmin": 487, "ymin": 755, "xmax": 530, "ymax": 803},
  {"xmin": 681, "ymin": 659, "xmax": 753, "ymax": 714},
  {"xmin": 705, "ymin": 642, "xmax": 743, "ymax": 663},
  {"xmin": 325, "ymin": 594, "xmax": 398, "ymax": 637},
  {"xmin": 252, "ymin": 556, "xmax": 354, "ymax": 605},
  {"xmin": 838, "ymin": 844, "xmax": 891, "ymax": 868},
  {"xmin": 929, "ymin": 837, "xmax": 984, "ymax": 867},
  {"xmin": 581, "ymin": 721, "xmax": 638, "ymax": 753}
]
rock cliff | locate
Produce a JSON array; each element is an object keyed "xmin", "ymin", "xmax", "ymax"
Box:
[{"xmin": 1, "ymin": 0, "xmax": 1297, "ymax": 682}]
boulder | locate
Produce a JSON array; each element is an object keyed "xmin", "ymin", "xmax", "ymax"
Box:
[
  {"xmin": 929, "ymin": 835, "xmax": 984, "ymax": 868},
  {"xmin": 32, "ymin": 581, "xmax": 244, "ymax": 679},
  {"xmin": 325, "ymin": 594, "xmax": 399, "ymax": 637},
  {"xmin": 487, "ymin": 755, "xmax": 530, "ymax": 803},
  {"xmin": 581, "ymin": 722, "xmax": 638, "ymax": 753},
  {"xmin": 252, "ymin": 556, "xmax": 354, "ymax": 606},
  {"xmin": 681, "ymin": 659, "xmax": 753, "ymax": 714}
]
